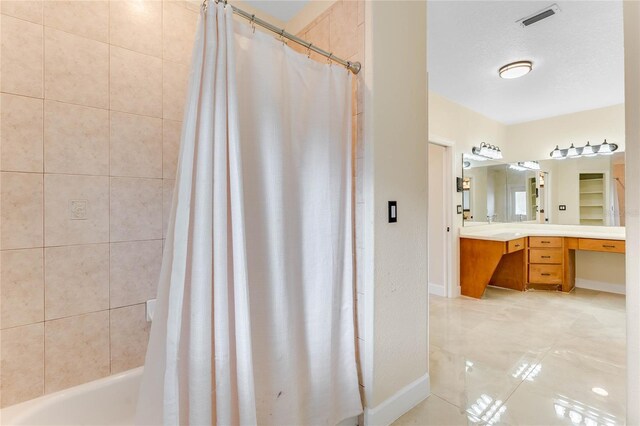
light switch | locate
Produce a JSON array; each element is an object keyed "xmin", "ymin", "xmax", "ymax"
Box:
[{"xmin": 388, "ymin": 201, "xmax": 397, "ymax": 223}]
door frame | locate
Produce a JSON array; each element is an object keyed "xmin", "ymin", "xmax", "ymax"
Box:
[{"xmin": 428, "ymin": 136, "xmax": 456, "ymax": 298}]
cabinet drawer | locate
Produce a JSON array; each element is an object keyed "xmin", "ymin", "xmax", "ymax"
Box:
[
  {"xmin": 529, "ymin": 248, "xmax": 563, "ymax": 264},
  {"xmin": 578, "ymin": 238, "xmax": 625, "ymax": 254},
  {"xmin": 529, "ymin": 237, "xmax": 563, "ymax": 248},
  {"xmin": 529, "ymin": 264, "xmax": 563, "ymax": 284},
  {"xmin": 507, "ymin": 238, "xmax": 526, "ymax": 253}
]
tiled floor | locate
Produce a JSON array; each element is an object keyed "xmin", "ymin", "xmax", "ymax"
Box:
[{"xmin": 393, "ymin": 286, "xmax": 626, "ymax": 425}]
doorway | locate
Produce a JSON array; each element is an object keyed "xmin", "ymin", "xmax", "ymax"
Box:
[{"xmin": 428, "ymin": 142, "xmax": 453, "ymax": 297}]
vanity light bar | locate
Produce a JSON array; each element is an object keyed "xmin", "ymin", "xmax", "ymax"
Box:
[
  {"xmin": 550, "ymin": 140, "xmax": 618, "ymax": 160},
  {"xmin": 519, "ymin": 161, "xmax": 540, "ymax": 170},
  {"xmin": 472, "ymin": 142, "xmax": 503, "ymax": 160}
]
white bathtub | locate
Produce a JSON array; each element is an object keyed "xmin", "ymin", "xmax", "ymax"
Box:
[{"xmin": 0, "ymin": 367, "xmax": 142, "ymax": 426}]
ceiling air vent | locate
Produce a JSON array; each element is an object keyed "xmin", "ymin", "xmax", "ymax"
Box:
[{"xmin": 517, "ymin": 4, "xmax": 560, "ymax": 28}]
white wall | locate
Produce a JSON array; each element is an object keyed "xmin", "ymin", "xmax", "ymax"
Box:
[{"xmin": 363, "ymin": 0, "xmax": 429, "ymax": 421}]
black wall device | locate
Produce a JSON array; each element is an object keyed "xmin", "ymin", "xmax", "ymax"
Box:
[
  {"xmin": 559, "ymin": 205, "xmax": 567, "ymax": 211},
  {"xmin": 456, "ymin": 177, "xmax": 463, "ymax": 192},
  {"xmin": 388, "ymin": 201, "xmax": 397, "ymax": 223}
]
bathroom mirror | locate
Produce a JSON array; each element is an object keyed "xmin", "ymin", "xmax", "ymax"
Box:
[
  {"xmin": 462, "ymin": 152, "xmax": 625, "ymax": 226},
  {"xmin": 462, "ymin": 158, "xmax": 508, "ymax": 224}
]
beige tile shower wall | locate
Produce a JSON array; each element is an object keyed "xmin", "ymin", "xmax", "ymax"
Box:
[
  {"xmin": 0, "ymin": 0, "xmax": 199, "ymax": 407},
  {"xmin": 294, "ymin": 0, "xmax": 366, "ymax": 401}
]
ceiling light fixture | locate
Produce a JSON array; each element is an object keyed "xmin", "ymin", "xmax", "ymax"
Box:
[
  {"xmin": 499, "ymin": 61, "xmax": 533, "ymax": 79},
  {"xmin": 472, "ymin": 142, "xmax": 503, "ymax": 160},
  {"xmin": 549, "ymin": 140, "xmax": 619, "ymax": 160}
]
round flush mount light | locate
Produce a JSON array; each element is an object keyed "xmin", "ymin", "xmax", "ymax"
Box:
[{"xmin": 499, "ymin": 60, "xmax": 533, "ymax": 79}]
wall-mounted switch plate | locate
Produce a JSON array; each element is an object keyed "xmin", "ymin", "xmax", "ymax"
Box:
[
  {"xmin": 388, "ymin": 201, "xmax": 397, "ymax": 223},
  {"xmin": 70, "ymin": 200, "xmax": 88, "ymax": 220},
  {"xmin": 559, "ymin": 204, "xmax": 567, "ymax": 211}
]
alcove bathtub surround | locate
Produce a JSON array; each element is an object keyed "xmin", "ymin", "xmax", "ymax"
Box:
[
  {"xmin": 0, "ymin": 0, "xmax": 371, "ymax": 417},
  {"xmin": 0, "ymin": 0, "xmax": 198, "ymax": 408}
]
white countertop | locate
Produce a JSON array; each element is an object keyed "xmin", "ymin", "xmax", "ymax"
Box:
[{"xmin": 459, "ymin": 223, "xmax": 625, "ymax": 242}]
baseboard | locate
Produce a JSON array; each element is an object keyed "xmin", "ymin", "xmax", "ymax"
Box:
[
  {"xmin": 364, "ymin": 373, "xmax": 430, "ymax": 426},
  {"xmin": 575, "ymin": 278, "xmax": 625, "ymax": 295},
  {"xmin": 429, "ymin": 282, "xmax": 446, "ymax": 297},
  {"xmin": 452, "ymin": 285, "xmax": 461, "ymax": 298}
]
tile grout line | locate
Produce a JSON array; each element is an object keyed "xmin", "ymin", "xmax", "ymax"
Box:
[
  {"xmin": 108, "ymin": 0, "xmax": 112, "ymax": 378},
  {"xmin": 41, "ymin": 8, "xmax": 46, "ymax": 397}
]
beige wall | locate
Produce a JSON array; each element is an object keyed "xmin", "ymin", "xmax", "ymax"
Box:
[
  {"xmin": 505, "ymin": 103, "xmax": 625, "ymax": 162},
  {"xmin": 0, "ymin": 0, "xmax": 198, "ymax": 407},
  {"xmin": 429, "ymin": 92, "xmax": 507, "ymax": 155},
  {"xmin": 367, "ymin": 0, "xmax": 428, "ymax": 408}
]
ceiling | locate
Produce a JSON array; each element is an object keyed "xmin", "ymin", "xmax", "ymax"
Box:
[
  {"xmin": 428, "ymin": 1, "xmax": 624, "ymax": 124},
  {"xmin": 242, "ymin": 0, "xmax": 310, "ymax": 22}
]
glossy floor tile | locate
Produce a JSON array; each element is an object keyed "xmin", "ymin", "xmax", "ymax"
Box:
[{"xmin": 394, "ymin": 286, "xmax": 626, "ymax": 425}]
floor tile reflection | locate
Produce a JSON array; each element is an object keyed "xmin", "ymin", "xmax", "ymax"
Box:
[{"xmin": 393, "ymin": 287, "xmax": 626, "ymax": 425}]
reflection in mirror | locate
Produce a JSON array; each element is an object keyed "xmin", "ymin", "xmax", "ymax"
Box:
[
  {"xmin": 462, "ymin": 152, "xmax": 625, "ymax": 226},
  {"xmin": 462, "ymin": 157, "xmax": 507, "ymax": 224},
  {"xmin": 506, "ymin": 165, "xmax": 537, "ymax": 222},
  {"xmin": 538, "ymin": 152, "xmax": 625, "ymax": 226}
]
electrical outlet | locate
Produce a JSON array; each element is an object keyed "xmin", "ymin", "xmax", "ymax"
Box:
[
  {"xmin": 70, "ymin": 200, "xmax": 88, "ymax": 220},
  {"xmin": 559, "ymin": 204, "xmax": 567, "ymax": 211}
]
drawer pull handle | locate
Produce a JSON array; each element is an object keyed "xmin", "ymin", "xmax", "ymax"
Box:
[
  {"xmin": 514, "ymin": 244, "xmax": 521, "ymax": 247},
  {"xmin": 541, "ymin": 273, "xmax": 551, "ymax": 276},
  {"xmin": 541, "ymin": 241, "xmax": 551, "ymax": 244},
  {"xmin": 603, "ymin": 245, "xmax": 616, "ymax": 248},
  {"xmin": 541, "ymin": 256, "xmax": 551, "ymax": 259}
]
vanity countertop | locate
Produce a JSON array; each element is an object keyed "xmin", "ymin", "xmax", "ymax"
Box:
[{"xmin": 459, "ymin": 223, "xmax": 625, "ymax": 242}]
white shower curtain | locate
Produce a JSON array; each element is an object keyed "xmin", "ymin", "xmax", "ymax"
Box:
[{"xmin": 136, "ymin": 3, "xmax": 362, "ymax": 425}]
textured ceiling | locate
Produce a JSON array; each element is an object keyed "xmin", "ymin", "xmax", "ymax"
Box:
[
  {"xmin": 242, "ymin": 0, "xmax": 310, "ymax": 22},
  {"xmin": 428, "ymin": 1, "xmax": 624, "ymax": 124}
]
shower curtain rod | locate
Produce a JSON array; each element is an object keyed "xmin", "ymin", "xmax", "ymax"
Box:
[{"xmin": 203, "ymin": 0, "xmax": 362, "ymax": 74}]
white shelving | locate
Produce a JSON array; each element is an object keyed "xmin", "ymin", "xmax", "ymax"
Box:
[{"xmin": 579, "ymin": 173, "xmax": 605, "ymax": 226}]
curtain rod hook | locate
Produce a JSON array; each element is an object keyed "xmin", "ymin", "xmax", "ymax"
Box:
[
  {"xmin": 327, "ymin": 53, "xmax": 333, "ymax": 66},
  {"xmin": 250, "ymin": 14, "xmax": 256, "ymax": 33}
]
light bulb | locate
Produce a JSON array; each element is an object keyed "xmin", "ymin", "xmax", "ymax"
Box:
[
  {"xmin": 550, "ymin": 145, "xmax": 564, "ymax": 159},
  {"xmin": 598, "ymin": 139, "xmax": 613, "ymax": 155},
  {"xmin": 582, "ymin": 142, "xmax": 596, "ymax": 157},
  {"xmin": 567, "ymin": 143, "xmax": 579, "ymax": 157}
]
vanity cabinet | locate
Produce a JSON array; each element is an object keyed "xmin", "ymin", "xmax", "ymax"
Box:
[
  {"xmin": 527, "ymin": 237, "xmax": 567, "ymax": 289},
  {"xmin": 460, "ymin": 235, "xmax": 623, "ymax": 298}
]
